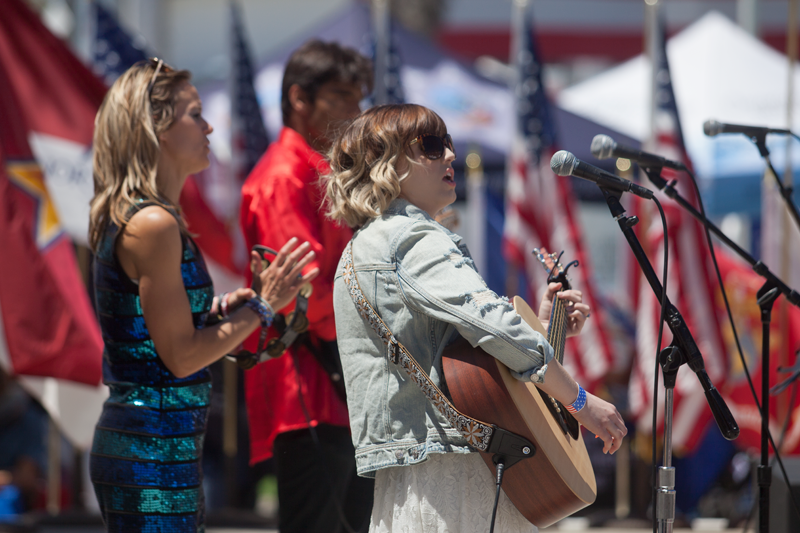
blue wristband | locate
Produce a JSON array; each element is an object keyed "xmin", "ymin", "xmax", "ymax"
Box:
[{"xmin": 565, "ymin": 384, "xmax": 587, "ymax": 414}]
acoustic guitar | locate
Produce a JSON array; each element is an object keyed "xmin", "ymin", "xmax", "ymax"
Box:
[{"xmin": 441, "ymin": 249, "xmax": 597, "ymax": 527}]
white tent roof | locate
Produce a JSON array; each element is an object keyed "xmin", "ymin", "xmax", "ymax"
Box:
[{"xmin": 558, "ymin": 11, "xmax": 800, "ymax": 215}]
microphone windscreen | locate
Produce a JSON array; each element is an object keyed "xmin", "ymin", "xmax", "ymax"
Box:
[
  {"xmin": 703, "ymin": 120, "xmax": 721, "ymax": 137},
  {"xmin": 550, "ymin": 150, "xmax": 576, "ymax": 176},
  {"xmin": 591, "ymin": 134, "xmax": 615, "ymax": 160}
]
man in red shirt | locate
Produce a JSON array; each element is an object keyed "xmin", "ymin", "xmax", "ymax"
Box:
[{"xmin": 240, "ymin": 40, "xmax": 373, "ymax": 533}]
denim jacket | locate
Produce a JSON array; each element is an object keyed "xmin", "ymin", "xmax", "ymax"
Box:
[{"xmin": 332, "ymin": 199, "xmax": 555, "ymax": 477}]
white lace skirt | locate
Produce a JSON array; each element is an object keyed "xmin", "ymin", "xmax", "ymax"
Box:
[{"xmin": 368, "ymin": 452, "xmax": 537, "ymax": 533}]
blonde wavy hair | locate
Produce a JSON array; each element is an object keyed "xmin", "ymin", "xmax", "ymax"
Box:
[
  {"xmin": 88, "ymin": 59, "xmax": 191, "ymax": 251},
  {"xmin": 325, "ymin": 104, "xmax": 447, "ymax": 228}
]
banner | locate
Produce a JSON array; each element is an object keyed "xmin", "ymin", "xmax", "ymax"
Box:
[{"xmin": 0, "ymin": 0, "xmax": 108, "ymax": 447}]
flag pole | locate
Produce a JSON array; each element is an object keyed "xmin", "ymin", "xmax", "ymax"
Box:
[
  {"xmin": 465, "ymin": 147, "xmax": 486, "ymax": 274},
  {"xmin": 511, "ymin": 0, "xmax": 527, "ymax": 71},
  {"xmin": 643, "ymin": 3, "xmax": 679, "ymax": 532},
  {"xmin": 504, "ymin": 0, "xmax": 526, "ymax": 298},
  {"xmin": 371, "ymin": 0, "xmax": 390, "ymax": 105},
  {"xmin": 645, "ymin": 0, "xmax": 659, "ymax": 148}
]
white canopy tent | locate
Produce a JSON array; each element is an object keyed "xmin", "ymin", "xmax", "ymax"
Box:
[{"xmin": 558, "ymin": 11, "xmax": 800, "ymax": 217}]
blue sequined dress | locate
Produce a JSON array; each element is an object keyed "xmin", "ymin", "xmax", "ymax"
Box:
[{"xmin": 90, "ymin": 205, "xmax": 214, "ymax": 532}]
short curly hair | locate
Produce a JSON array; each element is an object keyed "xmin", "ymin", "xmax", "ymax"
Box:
[{"xmin": 324, "ymin": 104, "xmax": 447, "ymax": 228}]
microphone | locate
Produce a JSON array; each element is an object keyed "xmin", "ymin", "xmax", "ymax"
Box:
[
  {"xmin": 550, "ymin": 150, "xmax": 654, "ymax": 199},
  {"xmin": 703, "ymin": 120, "xmax": 791, "ymax": 137},
  {"xmin": 591, "ymin": 134, "xmax": 686, "ymax": 171}
]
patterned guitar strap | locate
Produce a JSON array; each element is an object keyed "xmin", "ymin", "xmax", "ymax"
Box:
[{"xmin": 341, "ymin": 241, "xmax": 496, "ymax": 452}]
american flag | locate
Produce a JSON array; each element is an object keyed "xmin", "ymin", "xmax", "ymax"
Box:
[
  {"xmin": 229, "ymin": 0, "xmax": 269, "ymax": 182},
  {"xmin": 501, "ymin": 7, "xmax": 614, "ymax": 393},
  {"xmin": 91, "ymin": 2, "xmax": 148, "ymax": 85},
  {"xmin": 627, "ymin": 15, "xmax": 728, "ymax": 454}
]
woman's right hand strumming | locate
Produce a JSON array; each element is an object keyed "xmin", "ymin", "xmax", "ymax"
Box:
[
  {"xmin": 252, "ymin": 237, "xmax": 320, "ymax": 311},
  {"xmin": 571, "ymin": 393, "xmax": 627, "ymax": 455}
]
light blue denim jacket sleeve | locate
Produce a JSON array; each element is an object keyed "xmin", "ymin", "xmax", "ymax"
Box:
[
  {"xmin": 393, "ymin": 214, "xmax": 554, "ymax": 381},
  {"xmin": 333, "ymin": 200, "xmax": 555, "ymax": 478}
]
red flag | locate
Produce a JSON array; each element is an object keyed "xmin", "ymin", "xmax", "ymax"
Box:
[
  {"xmin": 502, "ymin": 9, "xmax": 615, "ymax": 392},
  {"xmin": 627, "ymin": 18, "xmax": 727, "ymax": 454},
  {"xmin": 715, "ymin": 253, "xmax": 800, "ymax": 455},
  {"xmin": 0, "ymin": 0, "xmax": 105, "ymax": 385}
]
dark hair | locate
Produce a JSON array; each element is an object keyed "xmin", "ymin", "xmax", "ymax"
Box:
[{"xmin": 280, "ymin": 40, "xmax": 373, "ymax": 125}]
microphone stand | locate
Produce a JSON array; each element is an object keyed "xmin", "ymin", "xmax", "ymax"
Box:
[
  {"xmin": 749, "ymin": 133, "xmax": 800, "ymax": 234},
  {"xmin": 599, "ymin": 187, "xmax": 740, "ymax": 533},
  {"xmin": 640, "ymin": 165, "xmax": 800, "ymax": 533}
]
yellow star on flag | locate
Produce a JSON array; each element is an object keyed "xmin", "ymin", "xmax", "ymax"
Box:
[{"xmin": 7, "ymin": 161, "xmax": 63, "ymax": 250}]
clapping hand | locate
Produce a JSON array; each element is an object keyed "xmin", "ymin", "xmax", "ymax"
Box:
[{"xmin": 252, "ymin": 237, "xmax": 319, "ymax": 312}]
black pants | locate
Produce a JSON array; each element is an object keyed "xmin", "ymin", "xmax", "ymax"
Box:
[{"xmin": 273, "ymin": 424, "xmax": 374, "ymax": 533}]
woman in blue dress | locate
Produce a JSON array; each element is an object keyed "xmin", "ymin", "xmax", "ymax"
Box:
[{"xmin": 87, "ymin": 58, "xmax": 319, "ymax": 532}]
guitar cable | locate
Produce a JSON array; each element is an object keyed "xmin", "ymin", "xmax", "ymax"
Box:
[{"xmin": 489, "ymin": 460, "xmax": 506, "ymax": 533}]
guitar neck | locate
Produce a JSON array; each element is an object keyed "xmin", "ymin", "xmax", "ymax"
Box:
[{"xmin": 547, "ymin": 296, "xmax": 568, "ymax": 365}]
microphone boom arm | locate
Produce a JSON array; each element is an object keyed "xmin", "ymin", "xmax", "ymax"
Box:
[
  {"xmin": 748, "ymin": 135, "xmax": 800, "ymax": 236},
  {"xmin": 601, "ymin": 187, "xmax": 739, "ymax": 441},
  {"xmin": 640, "ymin": 166, "xmax": 800, "ymax": 309}
]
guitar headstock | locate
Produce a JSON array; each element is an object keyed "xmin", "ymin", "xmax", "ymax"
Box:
[{"xmin": 532, "ymin": 247, "xmax": 579, "ymax": 291}]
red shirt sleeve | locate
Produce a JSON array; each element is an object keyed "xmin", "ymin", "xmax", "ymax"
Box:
[{"xmin": 240, "ymin": 145, "xmax": 351, "ymax": 341}]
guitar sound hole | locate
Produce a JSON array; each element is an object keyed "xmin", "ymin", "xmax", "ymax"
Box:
[{"xmin": 538, "ymin": 388, "xmax": 579, "ymax": 440}]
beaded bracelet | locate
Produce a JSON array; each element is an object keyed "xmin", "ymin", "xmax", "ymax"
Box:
[
  {"xmin": 245, "ymin": 296, "xmax": 275, "ymax": 358},
  {"xmin": 565, "ymin": 384, "xmax": 587, "ymax": 414},
  {"xmin": 244, "ymin": 296, "xmax": 274, "ymax": 329}
]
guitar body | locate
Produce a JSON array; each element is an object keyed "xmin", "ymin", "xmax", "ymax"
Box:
[{"xmin": 441, "ymin": 296, "xmax": 596, "ymax": 527}]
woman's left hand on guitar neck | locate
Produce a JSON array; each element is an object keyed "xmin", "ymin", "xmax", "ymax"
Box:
[{"xmin": 537, "ymin": 282, "xmax": 591, "ymax": 337}]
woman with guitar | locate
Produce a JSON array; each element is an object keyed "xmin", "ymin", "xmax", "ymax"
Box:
[{"xmin": 326, "ymin": 104, "xmax": 626, "ymax": 532}]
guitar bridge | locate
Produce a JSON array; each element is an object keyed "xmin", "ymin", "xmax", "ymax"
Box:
[
  {"xmin": 550, "ymin": 397, "xmax": 562, "ymax": 413},
  {"xmin": 539, "ymin": 388, "xmax": 580, "ymax": 440}
]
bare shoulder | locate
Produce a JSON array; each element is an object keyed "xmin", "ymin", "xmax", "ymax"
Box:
[
  {"xmin": 118, "ymin": 205, "xmax": 182, "ymax": 278},
  {"xmin": 124, "ymin": 205, "xmax": 180, "ymax": 239}
]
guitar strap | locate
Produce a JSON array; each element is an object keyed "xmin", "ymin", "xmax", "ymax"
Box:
[{"xmin": 341, "ymin": 241, "xmax": 495, "ymax": 452}]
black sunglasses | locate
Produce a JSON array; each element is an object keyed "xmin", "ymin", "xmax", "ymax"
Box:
[{"xmin": 410, "ymin": 133, "xmax": 455, "ymax": 160}]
